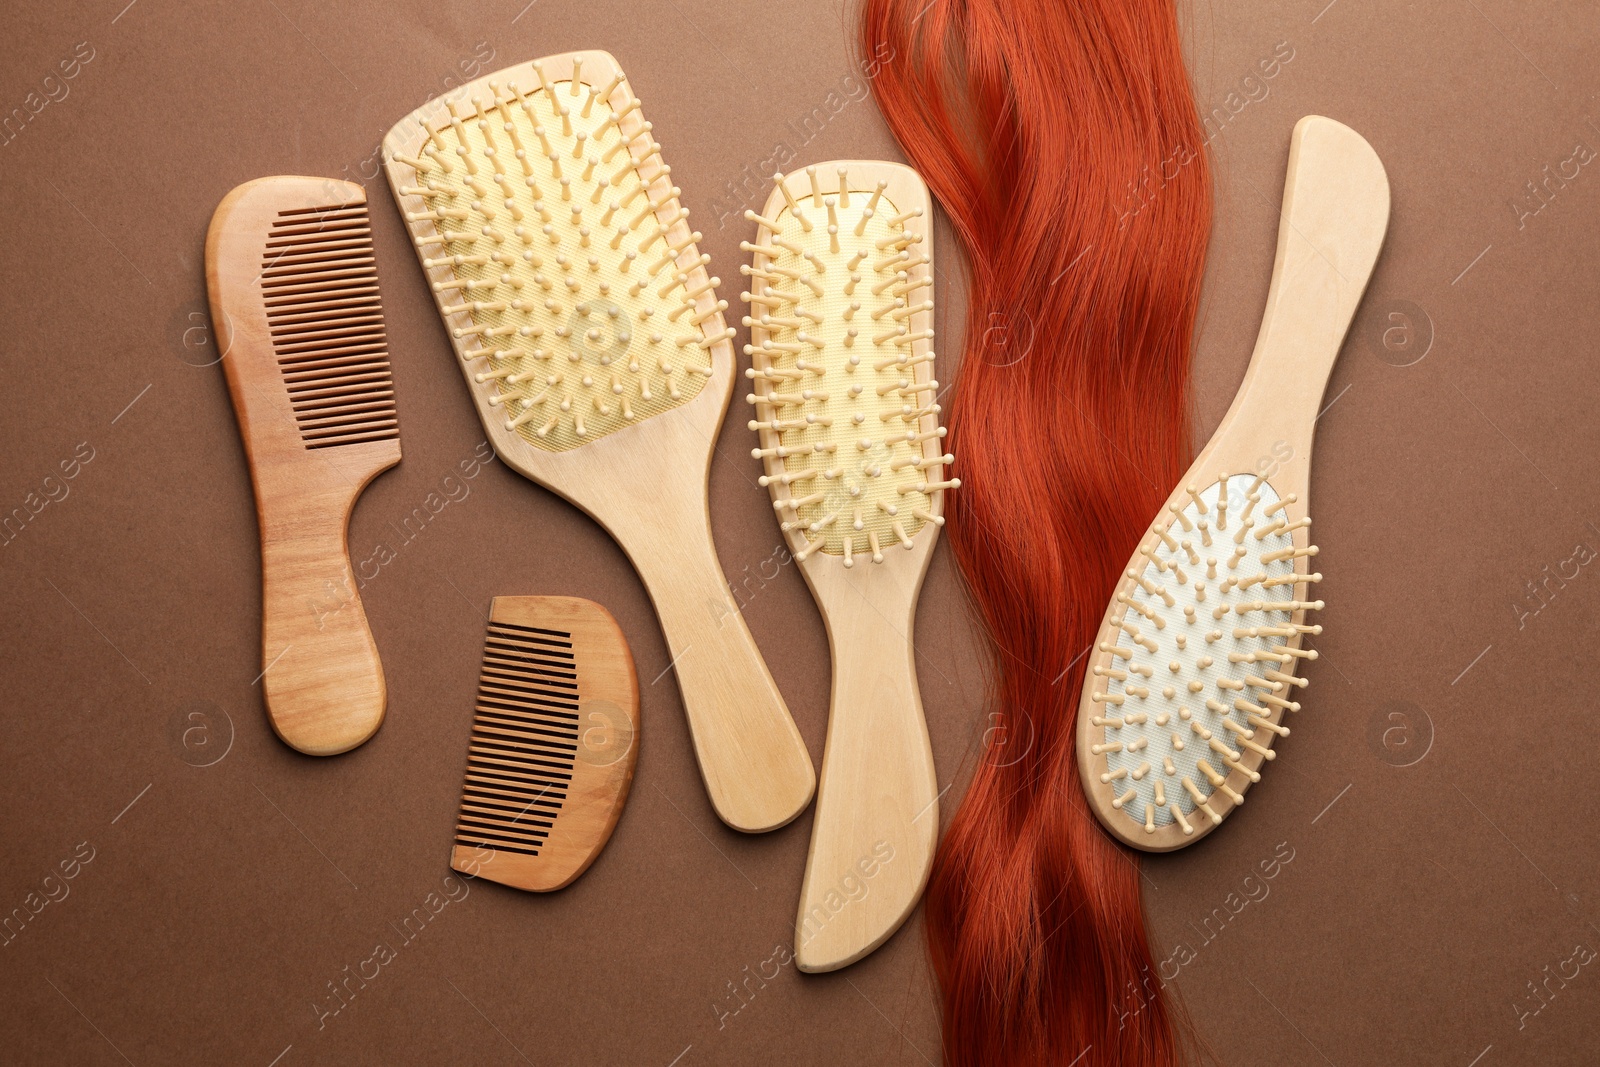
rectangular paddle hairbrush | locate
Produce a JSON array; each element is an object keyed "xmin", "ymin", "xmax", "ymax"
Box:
[
  {"xmin": 382, "ymin": 51, "xmax": 814, "ymax": 832},
  {"xmin": 206, "ymin": 177, "xmax": 401, "ymax": 756},
  {"xmin": 453, "ymin": 596, "xmax": 639, "ymax": 892}
]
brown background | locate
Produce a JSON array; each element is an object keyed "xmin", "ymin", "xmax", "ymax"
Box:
[{"xmin": 3, "ymin": 0, "xmax": 1599, "ymax": 1064}]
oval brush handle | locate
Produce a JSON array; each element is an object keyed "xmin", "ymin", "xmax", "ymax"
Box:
[
  {"xmin": 1230, "ymin": 115, "xmax": 1391, "ymax": 441},
  {"xmin": 258, "ymin": 496, "xmax": 386, "ymax": 756},
  {"xmin": 794, "ymin": 600, "xmax": 937, "ymax": 972},
  {"xmin": 620, "ymin": 500, "xmax": 815, "ymax": 833}
]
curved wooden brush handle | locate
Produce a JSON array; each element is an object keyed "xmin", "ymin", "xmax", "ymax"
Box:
[
  {"xmin": 621, "ymin": 500, "xmax": 815, "ymax": 833},
  {"xmin": 1230, "ymin": 115, "xmax": 1391, "ymax": 441},
  {"xmin": 257, "ymin": 485, "xmax": 387, "ymax": 755},
  {"xmin": 794, "ymin": 595, "xmax": 937, "ymax": 972}
]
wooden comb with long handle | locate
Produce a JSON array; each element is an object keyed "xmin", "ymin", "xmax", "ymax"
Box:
[
  {"xmin": 452, "ymin": 596, "xmax": 639, "ymax": 892},
  {"xmin": 1077, "ymin": 116, "xmax": 1390, "ymax": 849},
  {"xmin": 207, "ymin": 177, "xmax": 401, "ymax": 756},
  {"xmin": 382, "ymin": 51, "xmax": 814, "ymax": 832}
]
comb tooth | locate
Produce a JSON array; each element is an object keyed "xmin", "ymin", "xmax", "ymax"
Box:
[{"xmin": 262, "ymin": 238, "xmax": 374, "ymax": 264}]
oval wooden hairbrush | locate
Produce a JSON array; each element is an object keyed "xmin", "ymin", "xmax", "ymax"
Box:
[
  {"xmin": 742, "ymin": 162, "xmax": 953, "ymax": 971},
  {"xmin": 381, "ymin": 51, "xmax": 815, "ymax": 833},
  {"xmin": 1077, "ymin": 116, "xmax": 1389, "ymax": 850},
  {"xmin": 206, "ymin": 176, "xmax": 401, "ymax": 756}
]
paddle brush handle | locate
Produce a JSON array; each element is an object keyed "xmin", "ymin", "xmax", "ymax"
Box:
[
  {"xmin": 1232, "ymin": 116, "xmax": 1391, "ymax": 441},
  {"xmin": 795, "ymin": 602, "xmax": 937, "ymax": 972},
  {"xmin": 624, "ymin": 501, "xmax": 815, "ymax": 833}
]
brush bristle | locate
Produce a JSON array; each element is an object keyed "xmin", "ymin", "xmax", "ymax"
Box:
[
  {"xmin": 262, "ymin": 203, "xmax": 398, "ymax": 449},
  {"xmin": 741, "ymin": 166, "xmax": 955, "ymax": 566},
  {"xmin": 1090, "ymin": 474, "xmax": 1321, "ymax": 836},
  {"xmin": 388, "ymin": 64, "xmax": 728, "ymax": 452}
]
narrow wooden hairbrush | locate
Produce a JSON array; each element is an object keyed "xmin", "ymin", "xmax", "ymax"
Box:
[
  {"xmin": 1077, "ymin": 116, "xmax": 1389, "ymax": 850},
  {"xmin": 206, "ymin": 177, "xmax": 401, "ymax": 756},
  {"xmin": 452, "ymin": 596, "xmax": 638, "ymax": 892},
  {"xmin": 381, "ymin": 51, "xmax": 815, "ymax": 832},
  {"xmin": 741, "ymin": 161, "xmax": 953, "ymax": 971}
]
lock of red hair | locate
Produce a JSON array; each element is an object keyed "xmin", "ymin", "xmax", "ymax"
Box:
[{"xmin": 859, "ymin": 1, "xmax": 1214, "ymax": 1063}]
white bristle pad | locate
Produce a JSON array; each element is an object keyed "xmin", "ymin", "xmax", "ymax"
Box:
[{"xmin": 1094, "ymin": 474, "xmax": 1320, "ymax": 833}]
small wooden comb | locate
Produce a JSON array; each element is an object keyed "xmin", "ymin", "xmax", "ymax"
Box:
[
  {"xmin": 206, "ymin": 176, "xmax": 401, "ymax": 756},
  {"xmin": 452, "ymin": 596, "xmax": 639, "ymax": 892}
]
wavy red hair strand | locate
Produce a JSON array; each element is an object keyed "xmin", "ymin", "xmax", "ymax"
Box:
[{"xmin": 859, "ymin": 1, "xmax": 1213, "ymax": 1064}]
